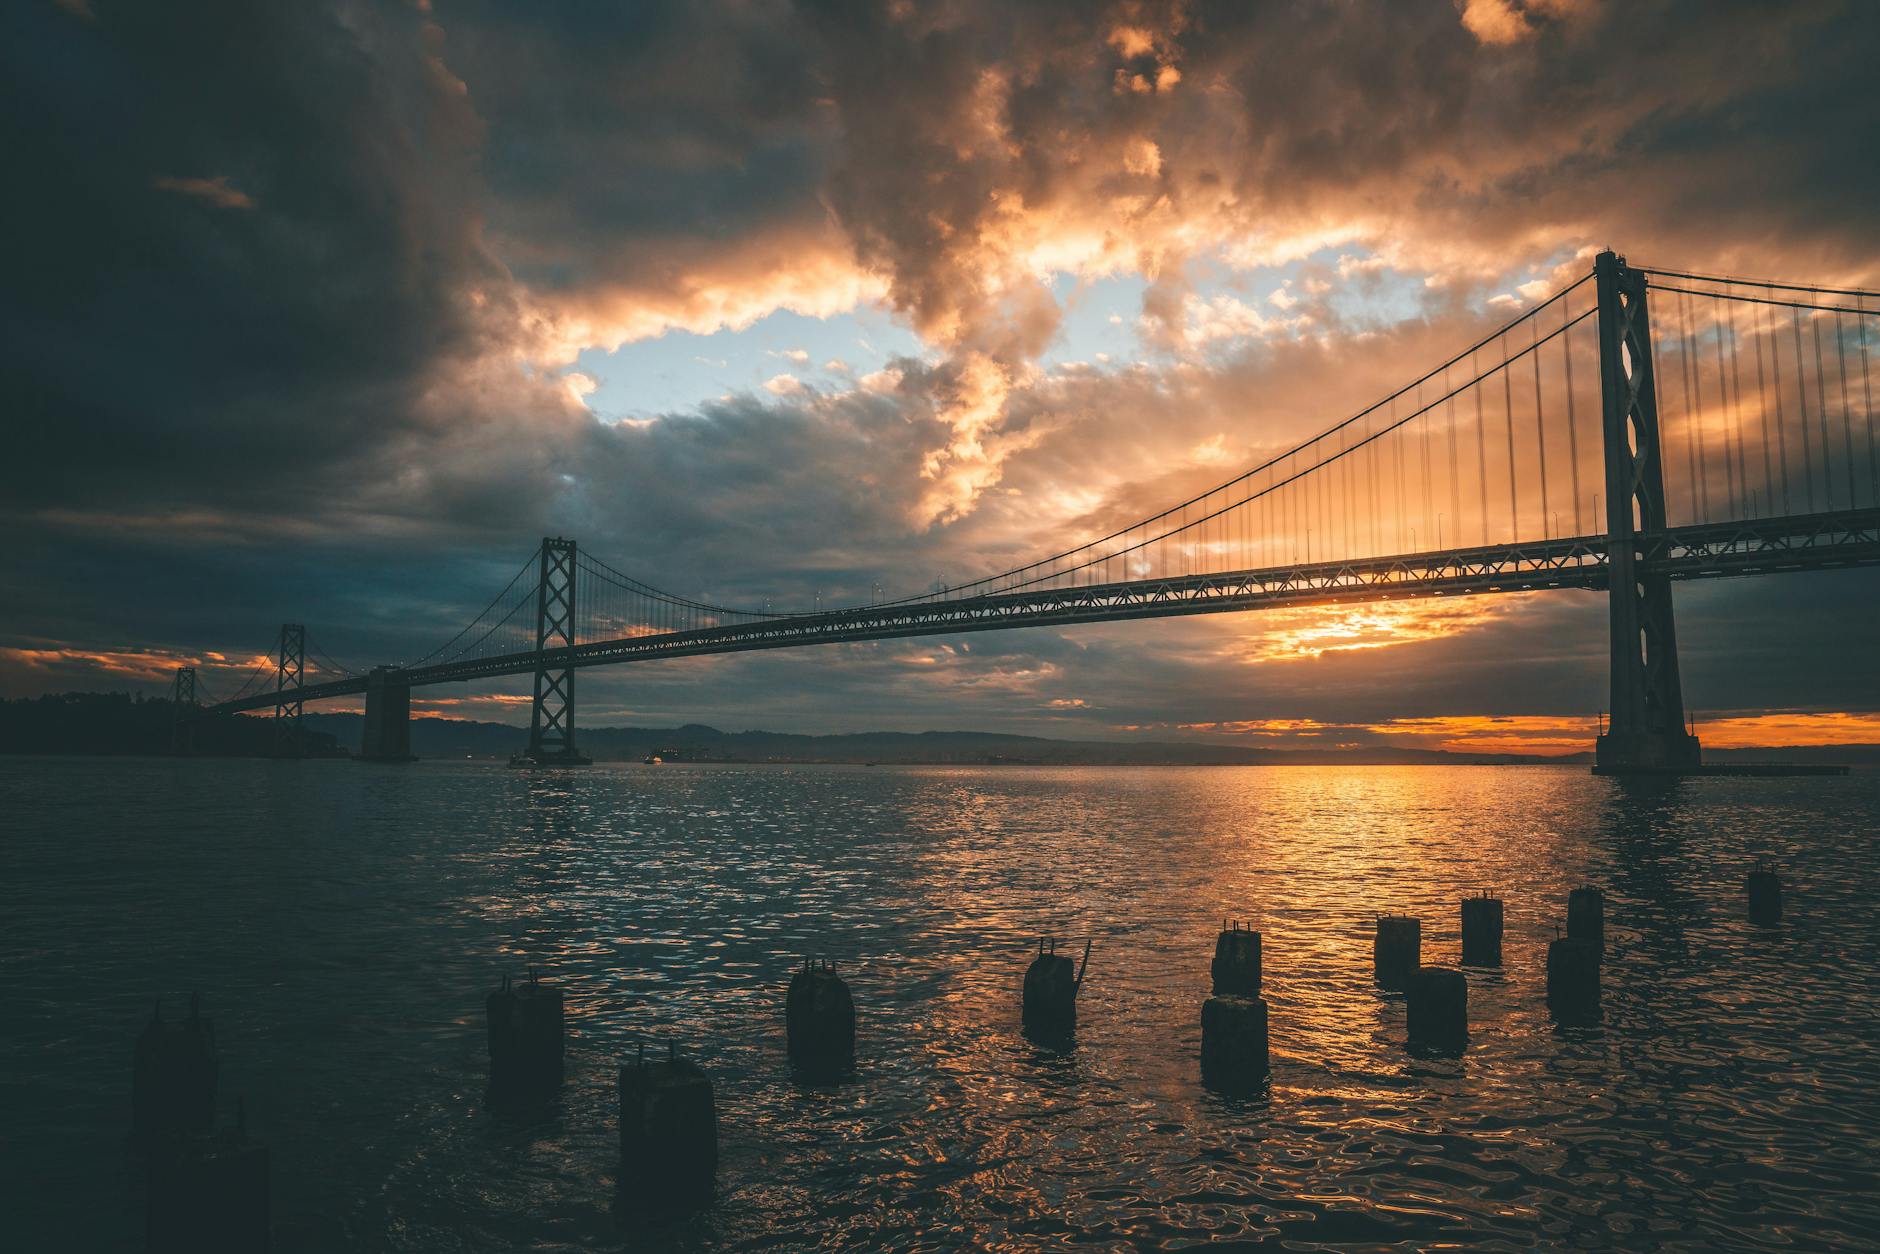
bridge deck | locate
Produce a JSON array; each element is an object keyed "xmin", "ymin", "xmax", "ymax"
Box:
[{"xmin": 205, "ymin": 507, "xmax": 1880, "ymax": 715}]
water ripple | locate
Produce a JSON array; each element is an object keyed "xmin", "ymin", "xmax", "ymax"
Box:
[{"xmin": 2, "ymin": 759, "xmax": 1877, "ymax": 1250}]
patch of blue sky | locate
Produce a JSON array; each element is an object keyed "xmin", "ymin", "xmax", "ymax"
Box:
[
  {"xmin": 570, "ymin": 304, "xmax": 928, "ymax": 422},
  {"xmin": 1039, "ymin": 245, "xmax": 1441, "ymax": 371},
  {"xmin": 569, "ymin": 244, "xmax": 1558, "ymax": 420},
  {"xmin": 1204, "ymin": 243, "xmax": 1429, "ymax": 327},
  {"xmin": 1039, "ymin": 271, "xmax": 1149, "ymax": 371},
  {"xmin": 1485, "ymin": 243, "xmax": 1591, "ymax": 307}
]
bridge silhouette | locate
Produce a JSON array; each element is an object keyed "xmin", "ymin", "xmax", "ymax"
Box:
[{"xmin": 174, "ymin": 253, "xmax": 1880, "ymax": 774}]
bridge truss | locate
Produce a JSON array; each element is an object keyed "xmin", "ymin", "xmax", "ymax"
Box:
[{"xmin": 198, "ymin": 506, "xmax": 1880, "ymax": 715}]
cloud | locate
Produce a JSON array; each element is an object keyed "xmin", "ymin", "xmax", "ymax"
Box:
[
  {"xmin": 152, "ymin": 174, "xmax": 255, "ymax": 209},
  {"xmin": 4, "ymin": 0, "xmax": 1879, "ymax": 746},
  {"xmin": 1456, "ymin": 0, "xmax": 1534, "ymax": 46}
]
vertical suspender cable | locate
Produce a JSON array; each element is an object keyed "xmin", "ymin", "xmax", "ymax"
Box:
[
  {"xmin": 1748, "ymin": 299, "xmax": 1775, "ymax": 511},
  {"xmin": 1502, "ymin": 343, "xmax": 1518, "ymax": 543},
  {"xmin": 1367, "ymin": 417, "xmax": 1380, "ymax": 556},
  {"xmin": 1712, "ymin": 295, "xmax": 1738, "ymax": 515},
  {"xmin": 1834, "ymin": 312, "xmax": 1856, "ymax": 508},
  {"xmin": 1673, "ymin": 288, "xmax": 1697, "ymax": 520},
  {"xmin": 1858, "ymin": 293, "xmax": 1876, "ymax": 502},
  {"xmin": 1420, "ymin": 379, "xmax": 1433, "ymax": 547},
  {"xmin": 1445, "ymin": 366, "xmax": 1460, "ymax": 546},
  {"xmin": 1724, "ymin": 298, "xmax": 1751, "ymax": 518},
  {"xmin": 1392, "ymin": 400, "xmax": 1406, "ymax": 553},
  {"xmin": 1686, "ymin": 291, "xmax": 1711, "ymax": 520},
  {"xmin": 1531, "ymin": 317, "xmax": 1549, "ymax": 536},
  {"xmin": 1793, "ymin": 309, "xmax": 1816, "ymax": 512},
  {"xmin": 1474, "ymin": 352, "xmax": 1489, "ymax": 544},
  {"xmin": 1563, "ymin": 305, "xmax": 1583, "ymax": 534},
  {"xmin": 1813, "ymin": 316, "xmax": 1833, "ymax": 509}
]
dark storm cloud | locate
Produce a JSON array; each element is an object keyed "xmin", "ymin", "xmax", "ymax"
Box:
[
  {"xmin": 3, "ymin": 0, "xmax": 1878, "ymax": 741},
  {"xmin": 1, "ymin": 0, "xmax": 506, "ymax": 515}
]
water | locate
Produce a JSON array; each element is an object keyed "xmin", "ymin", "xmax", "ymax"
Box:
[{"xmin": 3, "ymin": 758, "xmax": 1878, "ymax": 1251}]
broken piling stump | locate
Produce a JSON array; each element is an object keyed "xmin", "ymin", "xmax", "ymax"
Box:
[
  {"xmin": 786, "ymin": 958, "xmax": 856, "ymax": 1076},
  {"xmin": 1567, "ymin": 886, "xmax": 1605, "ymax": 950},
  {"xmin": 1210, "ymin": 921, "xmax": 1261, "ymax": 996},
  {"xmin": 1022, "ymin": 938, "xmax": 1090, "ymax": 1035},
  {"xmin": 1405, "ymin": 966, "xmax": 1468, "ymax": 1054},
  {"xmin": 618, "ymin": 1044, "xmax": 717, "ymax": 1207},
  {"xmin": 1747, "ymin": 861, "xmax": 1783, "ymax": 925},
  {"xmin": 1200, "ymin": 994, "xmax": 1270, "ymax": 1086},
  {"xmin": 1546, "ymin": 933, "xmax": 1601, "ymax": 1023},
  {"xmin": 486, "ymin": 969, "xmax": 564, "ymax": 1096},
  {"xmin": 144, "ymin": 1099, "xmax": 270, "ymax": 1254},
  {"xmin": 133, "ymin": 994, "xmax": 219, "ymax": 1144},
  {"xmin": 1372, "ymin": 915, "xmax": 1420, "ymax": 991},
  {"xmin": 1459, "ymin": 894, "xmax": 1504, "ymax": 967}
]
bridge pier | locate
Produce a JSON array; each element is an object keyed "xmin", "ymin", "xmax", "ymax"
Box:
[
  {"xmin": 1592, "ymin": 252, "xmax": 1702, "ymax": 775},
  {"xmin": 359, "ymin": 667, "xmax": 417, "ymax": 762}
]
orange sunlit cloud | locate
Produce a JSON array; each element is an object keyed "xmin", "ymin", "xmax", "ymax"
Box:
[
  {"xmin": 0, "ymin": 644, "xmax": 296, "ymax": 701},
  {"xmin": 1170, "ymin": 711, "xmax": 1880, "ymax": 755},
  {"xmin": 1688, "ymin": 711, "xmax": 1880, "ymax": 749},
  {"xmin": 411, "ymin": 693, "xmax": 534, "ymax": 718},
  {"xmin": 1223, "ymin": 597, "xmax": 1520, "ymax": 663},
  {"xmin": 0, "ymin": 646, "xmax": 192, "ymax": 684}
]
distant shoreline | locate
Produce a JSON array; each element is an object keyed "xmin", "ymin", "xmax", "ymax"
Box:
[{"xmin": 6, "ymin": 694, "xmax": 1874, "ymax": 767}]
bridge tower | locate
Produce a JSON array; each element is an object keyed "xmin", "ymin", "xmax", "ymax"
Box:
[
  {"xmin": 521, "ymin": 537, "xmax": 590, "ymax": 766},
  {"xmin": 169, "ymin": 665, "xmax": 196, "ymax": 755},
  {"xmin": 273, "ymin": 622, "xmax": 306, "ymax": 758},
  {"xmin": 1593, "ymin": 251, "xmax": 1702, "ymax": 774}
]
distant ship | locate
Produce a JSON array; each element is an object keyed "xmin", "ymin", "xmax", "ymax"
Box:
[
  {"xmin": 642, "ymin": 754, "xmax": 662, "ymax": 765},
  {"xmin": 507, "ymin": 749, "xmax": 593, "ymax": 768}
]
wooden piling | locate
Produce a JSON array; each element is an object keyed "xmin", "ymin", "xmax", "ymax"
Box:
[
  {"xmin": 618, "ymin": 1044, "xmax": 717, "ymax": 1206},
  {"xmin": 1022, "ymin": 938, "xmax": 1089, "ymax": 1034},
  {"xmin": 486, "ymin": 969, "xmax": 564, "ymax": 1095},
  {"xmin": 1373, "ymin": 916, "xmax": 1420, "ymax": 991},
  {"xmin": 1210, "ymin": 921, "xmax": 1262, "ymax": 996},
  {"xmin": 144, "ymin": 1100, "xmax": 269, "ymax": 1254},
  {"xmin": 1200, "ymin": 994, "xmax": 1270, "ymax": 1084},
  {"xmin": 133, "ymin": 994, "xmax": 219, "ymax": 1144},
  {"xmin": 1459, "ymin": 894, "xmax": 1504, "ymax": 967},
  {"xmin": 1406, "ymin": 966, "xmax": 1468, "ymax": 1053},
  {"xmin": 1567, "ymin": 886, "xmax": 1604, "ymax": 950},
  {"xmin": 1747, "ymin": 861, "xmax": 1783, "ymax": 925},
  {"xmin": 1546, "ymin": 934, "xmax": 1601, "ymax": 1022},
  {"xmin": 786, "ymin": 958, "xmax": 856, "ymax": 1076}
]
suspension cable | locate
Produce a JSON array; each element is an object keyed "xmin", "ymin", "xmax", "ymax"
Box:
[
  {"xmin": 402, "ymin": 554, "xmax": 537, "ymax": 668},
  {"xmin": 1637, "ymin": 266, "xmax": 1880, "ymax": 300},
  {"xmin": 867, "ymin": 271, "xmax": 1596, "ymax": 607},
  {"xmin": 1648, "ymin": 284, "xmax": 1880, "ymax": 319}
]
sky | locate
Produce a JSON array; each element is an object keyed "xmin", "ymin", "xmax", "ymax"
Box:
[{"xmin": 4, "ymin": 0, "xmax": 1879, "ymax": 755}]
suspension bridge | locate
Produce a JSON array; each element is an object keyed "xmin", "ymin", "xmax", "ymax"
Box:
[{"xmin": 171, "ymin": 253, "xmax": 1880, "ymax": 774}]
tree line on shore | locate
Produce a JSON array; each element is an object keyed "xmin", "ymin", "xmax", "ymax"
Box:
[{"xmin": 0, "ymin": 692, "xmax": 340, "ymax": 757}]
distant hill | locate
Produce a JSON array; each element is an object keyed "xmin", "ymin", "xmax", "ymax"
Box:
[
  {"xmin": 4, "ymin": 693, "xmax": 1871, "ymax": 766},
  {"xmin": 292, "ymin": 715, "xmax": 1873, "ymax": 766},
  {"xmin": 289, "ymin": 714, "xmax": 1880, "ymax": 767},
  {"xmin": 303, "ymin": 711, "xmax": 1563, "ymax": 766}
]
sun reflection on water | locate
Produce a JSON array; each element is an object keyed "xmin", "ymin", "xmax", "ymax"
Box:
[{"xmin": 3, "ymin": 758, "xmax": 1877, "ymax": 1249}]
